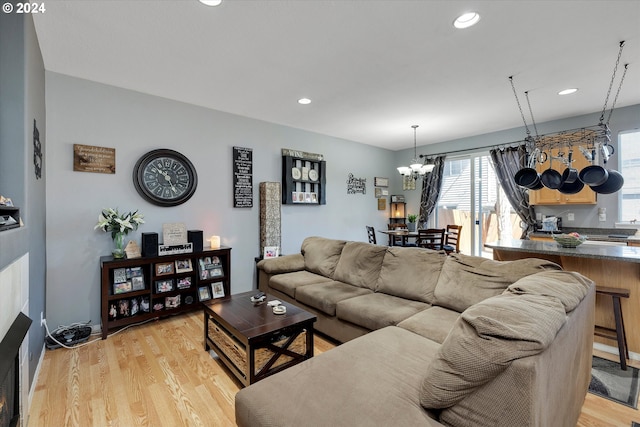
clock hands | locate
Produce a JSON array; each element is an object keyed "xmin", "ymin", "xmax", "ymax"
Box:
[{"xmin": 152, "ymin": 167, "xmax": 178, "ymax": 193}]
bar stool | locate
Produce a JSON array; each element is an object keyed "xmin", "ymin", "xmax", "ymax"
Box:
[{"xmin": 594, "ymin": 286, "xmax": 630, "ymax": 370}]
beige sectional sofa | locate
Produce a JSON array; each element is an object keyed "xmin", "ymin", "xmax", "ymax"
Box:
[{"xmin": 236, "ymin": 237, "xmax": 595, "ymax": 426}]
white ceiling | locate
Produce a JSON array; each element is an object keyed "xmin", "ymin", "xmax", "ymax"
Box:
[{"xmin": 32, "ymin": 0, "xmax": 640, "ymax": 151}]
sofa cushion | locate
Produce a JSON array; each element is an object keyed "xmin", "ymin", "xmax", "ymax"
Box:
[
  {"xmin": 257, "ymin": 253, "xmax": 305, "ymax": 274},
  {"xmin": 432, "ymin": 253, "xmax": 562, "ymax": 312},
  {"xmin": 301, "ymin": 236, "xmax": 347, "ymax": 278},
  {"xmin": 295, "ymin": 281, "xmax": 373, "ymax": 316},
  {"xmin": 269, "ymin": 270, "xmax": 332, "ymax": 298},
  {"xmin": 506, "ymin": 270, "xmax": 593, "ymax": 313},
  {"xmin": 397, "ymin": 306, "xmax": 460, "ymax": 344},
  {"xmin": 336, "ymin": 293, "xmax": 429, "ymax": 331},
  {"xmin": 420, "ymin": 292, "xmax": 566, "ymax": 409},
  {"xmin": 333, "ymin": 242, "xmax": 388, "ymax": 290},
  {"xmin": 376, "ymin": 247, "xmax": 446, "ymax": 303},
  {"xmin": 235, "ymin": 327, "xmax": 444, "ymax": 427}
]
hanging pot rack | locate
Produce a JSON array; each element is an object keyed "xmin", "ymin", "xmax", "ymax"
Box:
[{"xmin": 509, "ymin": 41, "xmax": 630, "ymax": 194}]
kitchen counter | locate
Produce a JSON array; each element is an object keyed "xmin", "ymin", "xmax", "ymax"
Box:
[
  {"xmin": 486, "ymin": 239, "xmax": 640, "ymax": 355},
  {"xmin": 486, "ymin": 239, "xmax": 640, "ymax": 262}
]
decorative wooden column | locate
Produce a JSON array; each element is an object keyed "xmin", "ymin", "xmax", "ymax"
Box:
[{"xmin": 259, "ymin": 182, "xmax": 281, "ymax": 257}]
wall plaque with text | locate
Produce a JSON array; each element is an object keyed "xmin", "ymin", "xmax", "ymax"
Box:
[
  {"xmin": 73, "ymin": 144, "xmax": 116, "ymax": 174},
  {"xmin": 233, "ymin": 146, "xmax": 253, "ymax": 208}
]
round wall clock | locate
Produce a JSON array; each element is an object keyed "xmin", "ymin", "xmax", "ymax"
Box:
[{"xmin": 133, "ymin": 149, "xmax": 198, "ymax": 207}]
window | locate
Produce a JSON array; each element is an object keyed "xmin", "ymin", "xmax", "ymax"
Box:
[
  {"xmin": 619, "ymin": 130, "xmax": 640, "ymax": 221},
  {"xmin": 443, "ymin": 159, "xmax": 465, "ymax": 177}
]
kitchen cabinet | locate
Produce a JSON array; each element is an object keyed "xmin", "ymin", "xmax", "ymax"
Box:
[{"xmin": 529, "ymin": 148, "xmax": 596, "ymax": 205}]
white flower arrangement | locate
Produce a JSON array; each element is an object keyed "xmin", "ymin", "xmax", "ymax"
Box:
[{"xmin": 94, "ymin": 208, "xmax": 144, "ymax": 238}]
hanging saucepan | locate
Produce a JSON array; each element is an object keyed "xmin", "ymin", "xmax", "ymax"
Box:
[
  {"xmin": 514, "ymin": 167, "xmax": 541, "ymax": 189},
  {"xmin": 561, "ymin": 150, "xmax": 578, "ymax": 184},
  {"xmin": 590, "ymin": 169, "xmax": 624, "ymax": 194},
  {"xmin": 558, "ymin": 178, "xmax": 584, "ymax": 194},
  {"xmin": 579, "ymin": 149, "xmax": 609, "ymax": 186},
  {"xmin": 540, "ymin": 154, "xmax": 563, "ymax": 189}
]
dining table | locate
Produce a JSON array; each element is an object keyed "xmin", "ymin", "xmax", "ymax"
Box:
[{"xmin": 378, "ymin": 229, "xmax": 419, "ymax": 246}]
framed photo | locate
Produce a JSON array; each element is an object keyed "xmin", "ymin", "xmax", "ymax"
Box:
[
  {"xmin": 210, "ymin": 267, "xmax": 224, "ymax": 278},
  {"xmin": 212, "ymin": 282, "xmax": 225, "ymax": 299},
  {"xmin": 198, "ymin": 256, "xmax": 223, "ymax": 280},
  {"xmin": 113, "ymin": 281, "xmax": 132, "ymax": 295},
  {"xmin": 153, "ymin": 302, "xmax": 164, "ymax": 312},
  {"xmin": 374, "ymin": 177, "xmax": 389, "ymax": 187},
  {"xmin": 130, "ymin": 297, "xmax": 140, "ymax": 316},
  {"xmin": 263, "ymin": 246, "xmax": 279, "ymax": 259},
  {"xmin": 177, "ymin": 276, "xmax": 192, "ymax": 289},
  {"xmin": 131, "ymin": 276, "xmax": 145, "ymax": 291},
  {"xmin": 165, "ymin": 295, "xmax": 181, "ymax": 309},
  {"xmin": 108, "ymin": 303, "xmax": 118, "ymax": 321},
  {"xmin": 155, "ymin": 278, "xmax": 174, "ymax": 293},
  {"xmin": 198, "ymin": 285, "xmax": 212, "ymax": 302},
  {"xmin": 175, "ymin": 259, "xmax": 193, "ymax": 273},
  {"xmin": 117, "ymin": 299, "xmax": 130, "ymax": 317},
  {"xmin": 113, "ymin": 268, "xmax": 127, "ymax": 284},
  {"xmin": 140, "ymin": 296, "xmax": 150, "ymax": 313},
  {"xmin": 155, "ymin": 262, "xmax": 174, "ymax": 276}
]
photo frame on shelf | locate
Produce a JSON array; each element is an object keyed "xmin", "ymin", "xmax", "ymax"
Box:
[
  {"xmin": 175, "ymin": 259, "xmax": 193, "ymax": 273},
  {"xmin": 131, "ymin": 275, "xmax": 145, "ymax": 291},
  {"xmin": 198, "ymin": 285, "xmax": 212, "ymax": 302},
  {"xmin": 130, "ymin": 297, "xmax": 140, "ymax": 316},
  {"xmin": 263, "ymin": 246, "xmax": 279, "ymax": 259},
  {"xmin": 177, "ymin": 276, "xmax": 192, "ymax": 289},
  {"xmin": 165, "ymin": 295, "xmax": 181, "ymax": 309},
  {"xmin": 198, "ymin": 256, "xmax": 223, "ymax": 280},
  {"xmin": 117, "ymin": 299, "xmax": 130, "ymax": 317},
  {"xmin": 113, "ymin": 281, "xmax": 132, "ymax": 295},
  {"xmin": 155, "ymin": 262, "xmax": 174, "ymax": 276},
  {"xmin": 155, "ymin": 278, "xmax": 174, "ymax": 293},
  {"xmin": 212, "ymin": 282, "xmax": 225, "ymax": 299}
]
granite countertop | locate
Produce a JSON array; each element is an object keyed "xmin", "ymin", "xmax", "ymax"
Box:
[
  {"xmin": 486, "ymin": 239, "xmax": 640, "ymax": 263},
  {"xmin": 530, "ymin": 227, "xmax": 639, "ymax": 243}
]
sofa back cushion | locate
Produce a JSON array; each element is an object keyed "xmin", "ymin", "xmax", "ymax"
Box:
[
  {"xmin": 376, "ymin": 247, "xmax": 446, "ymax": 303},
  {"xmin": 432, "ymin": 253, "xmax": 562, "ymax": 312},
  {"xmin": 333, "ymin": 242, "xmax": 388, "ymax": 290},
  {"xmin": 301, "ymin": 237, "xmax": 347, "ymax": 278},
  {"xmin": 420, "ymin": 292, "xmax": 567, "ymax": 409}
]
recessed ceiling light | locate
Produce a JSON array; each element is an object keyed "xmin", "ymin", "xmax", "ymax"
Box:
[
  {"xmin": 199, "ymin": 0, "xmax": 222, "ymax": 6},
  {"xmin": 298, "ymin": 98, "xmax": 312, "ymax": 105},
  {"xmin": 558, "ymin": 88, "xmax": 578, "ymax": 95},
  {"xmin": 453, "ymin": 12, "xmax": 480, "ymax": 29}
]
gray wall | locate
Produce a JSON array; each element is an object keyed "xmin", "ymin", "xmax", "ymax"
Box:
[
  {"xmin": 0, "ymin": 8, "xmax": 47, "ymax": 386},
  {"xmin": 44, "ymin": 72, "xmax": 395, "ymax": 329},
  {"xmin": 396, "ymin": 104, "xmax": 640, "ymax": 228}
]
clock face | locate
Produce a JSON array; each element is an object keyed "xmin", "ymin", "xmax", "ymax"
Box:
[{"xmin": 133, "ymin": 149, "xmax": 198, "ymax": 206}]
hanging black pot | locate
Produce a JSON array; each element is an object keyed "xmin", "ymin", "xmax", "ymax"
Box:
[
  {"xmin": 540, "ymin": 156, "xmax": 563, "ymax": 190},
  {"xmin": 579, "ymin": 165, "xmax": 609, "ymax": 186},
  {"xmin": 558, "ymin": 179, "xmax": 585, "ymax": 194},
  {"xmin": 514, "ymin": 167, "xmax": 541, "ymax": 189},
  {"xmin": 590, "ymin": 169, "xmax": 624, "ymax": 194},
  {"xmin": 561, "ymin": 151, "xmax": 578, "ymax": 184}
]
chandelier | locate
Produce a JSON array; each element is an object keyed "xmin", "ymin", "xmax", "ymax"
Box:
[{"xmin": 397, "ymin": 125, "xmax": 434, "ymax": 180}]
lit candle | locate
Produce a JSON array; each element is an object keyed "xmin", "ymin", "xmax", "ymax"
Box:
[{"xmin": 210, "ymin": 235, "xmax": 220, "ymax": 249}]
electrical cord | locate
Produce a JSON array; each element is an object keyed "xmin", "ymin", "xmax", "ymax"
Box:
[{"xmin": 43, "ymin": 317, "xmax": 156, "ymax": 349}]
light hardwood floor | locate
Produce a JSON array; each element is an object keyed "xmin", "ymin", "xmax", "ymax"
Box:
[{"xmin": 28, "ymin": 312, "xmax": 639, "ymax": 427}]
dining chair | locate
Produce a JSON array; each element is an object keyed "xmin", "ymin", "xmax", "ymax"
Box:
[
  {"xmin": 416, "ymin": 228, "xmax": 445, "ymax": 250},
  {"xmin": 442, "ymin": 224, "xmax": 462, "ymax": 254},
  {"xmin": 366, "ymin": 225, "xmax": 377, "ymax": 244}
]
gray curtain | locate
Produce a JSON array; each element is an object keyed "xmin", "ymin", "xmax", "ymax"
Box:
[
  {"xmin": 419, "ymin": 155, "xmax": 446, "ymax": 226},
  {"xmin": 489, "ymin": 145, "xmax": 537, "ymax": 239}
]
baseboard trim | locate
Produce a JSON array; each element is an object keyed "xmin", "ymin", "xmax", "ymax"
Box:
[
  {"xmin": 26, "ymin": 342, "xmax": 46, "ymax": 426},
  {"xmin": 593, "ymin": 342, "xmax": 640, "ymax": 361}
]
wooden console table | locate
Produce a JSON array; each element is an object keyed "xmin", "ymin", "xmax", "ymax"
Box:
[{"xmin": 486, "ymin": 240, "xmax": 640, "ymax": 354}]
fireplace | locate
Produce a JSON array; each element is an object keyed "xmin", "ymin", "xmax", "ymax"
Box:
[{"xmin": 0, "ymin": 313, "xmax": 31, "ymax": 427}]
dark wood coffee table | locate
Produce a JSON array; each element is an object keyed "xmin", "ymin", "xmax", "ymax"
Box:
[{"xmin": 203, "ymin": 290, "xmax": 316, "ymax": 386}]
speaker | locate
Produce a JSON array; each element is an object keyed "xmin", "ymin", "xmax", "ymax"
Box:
[
  {"xmin": 188, "ymin": 230, "xmax": 203, "ymax": 252},
  {"xmin": 141, "ymin": 232, "xmax": 158, "ymax": 257}
]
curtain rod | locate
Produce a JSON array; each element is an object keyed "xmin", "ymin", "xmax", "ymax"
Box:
[{"xmin": 418, "ymin": 142, "xmax": 524, "ymax": 159}]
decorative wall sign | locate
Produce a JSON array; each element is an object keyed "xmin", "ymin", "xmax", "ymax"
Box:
[
  {"xmin": 233, "ymin": 146, "xmax": 253, "ymax": 208},
  {"xmin": 33, "ymin": 119, "xmax": 42, "ymax": 179},
  {"xmin": 346, "ymin": 173, "xmax": 366, "ymax": 195},
  {"xmin": 73, "ymin": 144, "xmax": 116, "ymax": 174},
  {"xmin": 374, "ymin": 177, "xmax": 388, "ymax": 187},
  {"xmin": 378, "ymin": 198, "xmax": 386, "ymax": 210}
]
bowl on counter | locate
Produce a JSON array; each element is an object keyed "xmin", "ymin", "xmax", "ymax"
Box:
[{"xmin": 552, "ymin": 233, "xmax": 587, "ymax": 248}]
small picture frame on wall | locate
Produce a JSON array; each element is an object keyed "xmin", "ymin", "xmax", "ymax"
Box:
[
  {"xmin": 378, "ymin": 198, "xmax": 386, "ymax": 210},
  {"xmin": 374, "ymin": 177, "xmax": 389, "ymax": 187}
]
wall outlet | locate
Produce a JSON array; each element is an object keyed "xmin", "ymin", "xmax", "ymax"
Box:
[
  {"xmin": 40, "ymin": 311, "xmax": 45, "ymax": 327},
  {"xmin": 567, "ymin": 213, "xmax": 575, "ymax": 221}
]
